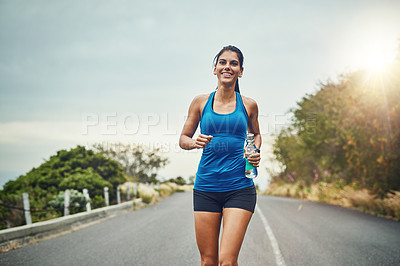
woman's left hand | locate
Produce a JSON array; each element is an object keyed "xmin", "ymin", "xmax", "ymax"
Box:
[{"xmin": 247, "ymin": 152, "xmax": 260, "ymax": 167}]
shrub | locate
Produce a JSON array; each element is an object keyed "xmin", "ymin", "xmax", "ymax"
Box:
[
  {"xmin": 138, "ymin": 183, "xmax": 158, "ymax": 204},
  {"xmin": 159, "ymin": 184, "xmax": 174, "ymax": 198},
  {"xmin": 49, "ymin": 190, "xmax": 88, "ymax": 214}
]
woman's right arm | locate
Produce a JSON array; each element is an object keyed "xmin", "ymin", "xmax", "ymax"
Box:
[{"xmin": 179, "ymin": 95, "xmax": 213, "ymax": 150}]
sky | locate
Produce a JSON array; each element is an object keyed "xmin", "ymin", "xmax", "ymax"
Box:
[{"xmin": 1, "ymin": 0, "xmax": 400, "ymax": 190}]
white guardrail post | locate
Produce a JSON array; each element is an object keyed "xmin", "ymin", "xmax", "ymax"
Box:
[
  {"xmin": 126, "ymin": 184, "xmax": 130, "ymax": 201},
  {"xmin": 117, "ymin": 187, "xmax": 121, "ymax": 204},
  {"xmin": 22, "ymin": 193, "xmax": 32, "ymax": 225},
  {"xmin": 133, "ymin": 183, "xmax": 137, "ymax": 198},
  {"xmin": 64, "ymin": 190, "xmax": 70, "ymax": 216},
  {"xmin": 83, "ymin": 188, "xmax": 91, "ymax": 212},
  {"xmin": 104, "ymin": 187, "xmax": 109, "ymax": 206}
]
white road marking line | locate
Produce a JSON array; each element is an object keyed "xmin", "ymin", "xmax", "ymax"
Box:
[{"xmin": 256, "ymin": 205, "xmax": 286, "ymax": 266}]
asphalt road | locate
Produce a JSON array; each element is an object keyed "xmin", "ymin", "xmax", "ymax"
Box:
[{"xmin": 1, "ymin": 191, "xmax": 399, "ymax": 266}]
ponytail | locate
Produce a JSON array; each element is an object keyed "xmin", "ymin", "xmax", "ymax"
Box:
[{"xmin": 235, "ymin": 80, "xmax": 240, "ymax": 93}]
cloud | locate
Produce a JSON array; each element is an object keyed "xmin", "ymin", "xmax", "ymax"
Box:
[{"xmin": 0, "ymin": 121, "xmax": 82, "ymax": 144}]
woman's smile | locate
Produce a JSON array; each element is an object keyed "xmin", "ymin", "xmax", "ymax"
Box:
[{"xmin": 222, "ymin": 72, "xmax": 233, "ymax": 77}]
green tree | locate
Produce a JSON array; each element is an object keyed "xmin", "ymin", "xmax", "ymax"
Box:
[
  {"xmin": 272, "ymin": 51, "xmax": 400, "ymax": 195},
  {"xmin": 93, "ymin": 142, "xmax": 169, "ymax": 183},
  {"xmin": 168, "ymin": 176, "xmax": 186, "ymax": 185},
  {"xmin": 188, "ymin": 175, "xmax": 195, "ymax": 185},
  {"xmin": 58, "ymin": 168, "xmax": 112, "ymax": 197},
  {"xmin": 0, "ymin": 145, "xmax": 126, "ymax": 229}
]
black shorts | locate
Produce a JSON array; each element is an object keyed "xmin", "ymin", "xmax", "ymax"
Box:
[{"xmin": 193, "ymin": 185, "xmax": 257, "ymax": 213}]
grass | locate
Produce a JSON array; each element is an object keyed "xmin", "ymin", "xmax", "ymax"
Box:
[
  {"xmin": 263, "ymin": 181, "xmax": 400, "ymax": 221},
  {"xmin": 120, "ymin": 182, "xmax": 193, "ymax": 205},
  {"xmin": 138, "ymin": 183, "xmax": 159, "ymax": 204}
]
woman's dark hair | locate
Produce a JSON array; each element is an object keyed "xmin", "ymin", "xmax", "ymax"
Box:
[{"xmin": 213, "ymin": 45, "xmax": 244, "ymax": 93}]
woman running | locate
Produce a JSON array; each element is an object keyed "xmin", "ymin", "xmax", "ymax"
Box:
[{"xmin": 179, "ymin": 45, "xmax": 261, "ymax": 266}]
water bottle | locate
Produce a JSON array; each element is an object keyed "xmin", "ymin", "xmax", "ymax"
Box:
[{"xmin": 244, "ymin": 133, "xmax": 258, "ymax": 179}]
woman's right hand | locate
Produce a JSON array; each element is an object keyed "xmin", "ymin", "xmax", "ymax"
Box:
[{"xmin": 193, "ymin": 134, "xmax": 213, "ymax": 149}]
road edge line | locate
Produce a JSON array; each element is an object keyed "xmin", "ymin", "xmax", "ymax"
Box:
[{"xmin": 256, "ymin": 205, "xmax": 286, "ymax": 266}]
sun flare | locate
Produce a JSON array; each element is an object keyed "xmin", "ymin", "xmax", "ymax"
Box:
[
  {"xmin": 364, "ymin": 50, "xmax": 396, "ymax": 72},
  {"xmin": 357, "ymin": 39, "xmax": 398, "ymax": 72}
]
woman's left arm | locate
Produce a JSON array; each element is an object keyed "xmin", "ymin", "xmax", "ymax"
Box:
[{"xmin": 245, "ymin": 97, "xmax": 262, "ymax": 167}]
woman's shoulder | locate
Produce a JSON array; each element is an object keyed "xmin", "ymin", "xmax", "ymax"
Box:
[
  {"xmin": 240, "ymin": 94, "xmax": 259, "ymax": 115},
  {"xmin": 240, "ymin": 94, "xmax": 258, "ymax": 107},
  {"xmin": 193, "ymin": 93, "xmax": 211, "ymax": 102},
  {"xmin": 187, "ymin": 93, "xmax": 212, "ymax": 114},
  {"xmin": 191, "ymin": 93, "xmax": 212, "ymax": 107}
]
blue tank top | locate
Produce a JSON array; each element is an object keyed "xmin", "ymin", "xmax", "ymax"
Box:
[{"xmin": 194, "ymin": 91, "xmax": 254, "ymax": 192}]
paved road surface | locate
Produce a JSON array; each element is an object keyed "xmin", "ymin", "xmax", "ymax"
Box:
[{"xmin": 1, "ymin": 191, "xmax": 399, "ymax": 265}]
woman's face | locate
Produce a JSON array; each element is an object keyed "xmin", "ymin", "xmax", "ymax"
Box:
[{"xmin": 213, "ymin": 50, "xmax": 243, "ymax": 85}]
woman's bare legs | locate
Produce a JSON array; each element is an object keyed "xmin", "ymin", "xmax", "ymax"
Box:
[
  {"xmin": 219, "ymin": 208, "xmax": 253, "ymax": 266},
  {"xmin": 194, "ymin": 211, "xmax": 222, "ymax": 266}
]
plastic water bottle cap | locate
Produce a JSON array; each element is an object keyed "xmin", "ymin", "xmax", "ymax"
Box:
[{"xmin": 247, "ymin": 133, "xmax": 254, "ymax": 139}]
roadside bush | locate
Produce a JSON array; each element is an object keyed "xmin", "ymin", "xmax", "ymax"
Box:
[
  {"xmin": 138, "ymin": 183, "xmax": 158, "ymax": 204},
  {"xmin": 92, "ymin": 195, "xmax": 105, "ymax": 209},
  {"xmin": 159, "ymin": 183, "xmax": 174, "ymax": 198},
  {"xmin": 49, "ymin": 190, "xmax": 88, "ymax": 214}
]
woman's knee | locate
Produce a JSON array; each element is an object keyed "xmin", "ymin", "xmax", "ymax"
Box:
[
  {"xmin": 219, "ymin": 254, "xmax": 238, "ymax": 266},
  {"xmin": 200, "ymin": 254, "xmax": 218, "ymax": 266}
]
